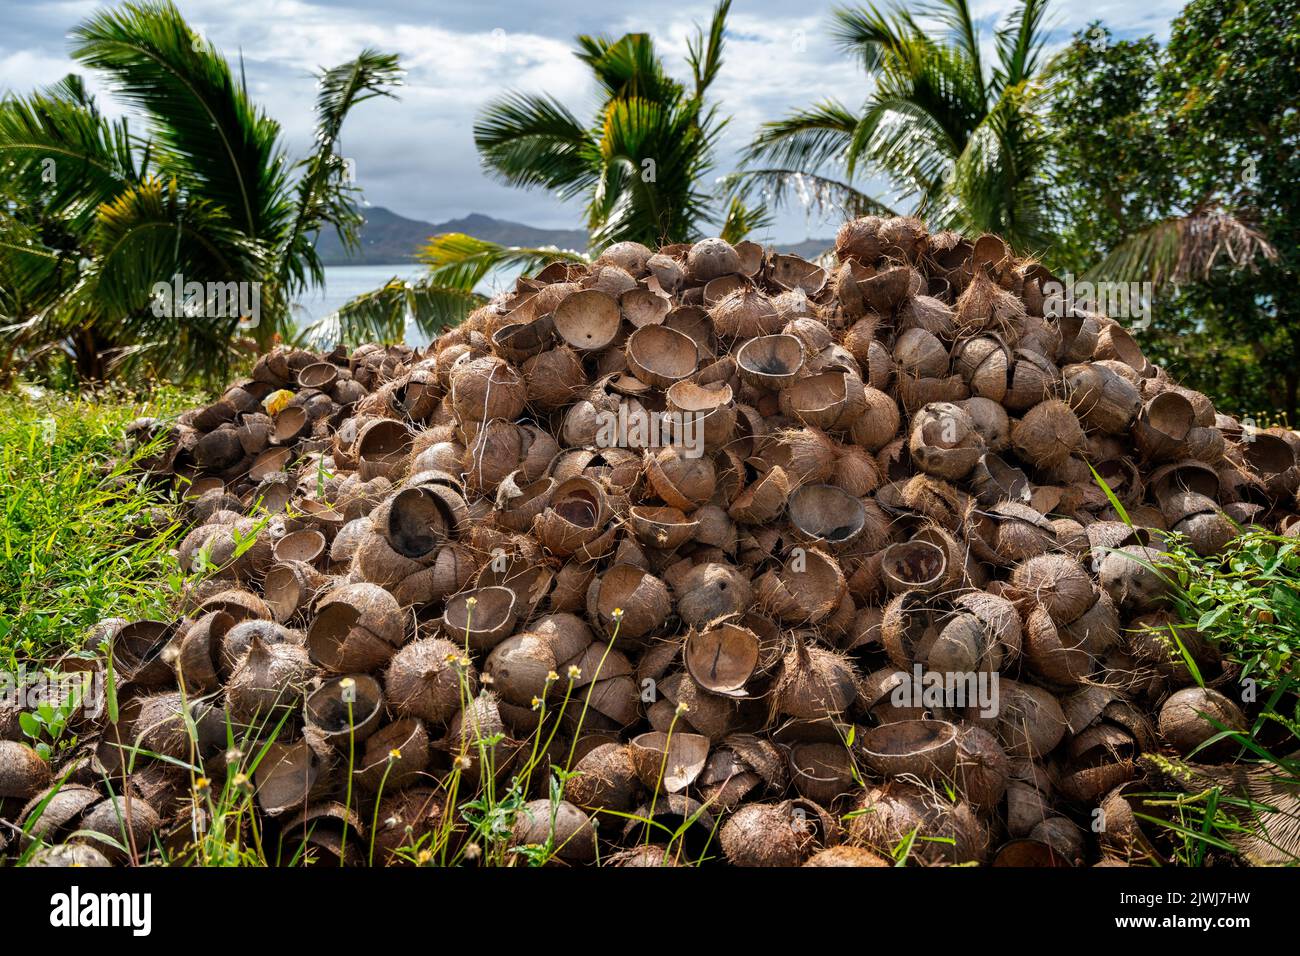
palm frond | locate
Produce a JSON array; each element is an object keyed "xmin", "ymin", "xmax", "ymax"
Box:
[
  {"xmin": 474, "ymin": 92, "xmax": 597, "ymax": 201},
  {"xmin": 575, "ymin": 32, "xmax": 681, "ymax": 104},
  {"xmin": 307, "ymin": 276, "xmax": 484, "ymax": 348},
  {"xmin": 830, "ymin": 4, "xmax": 920, "ymax": 74},
  {"xmin": 926, "ymin": 0, "xmax": 986, "ymax": 95},
  {"xmin": 417, "ymin": 233, "xmax": 588, "ymax": 292},
  {"xmin": 723, "ymin": 168, "xmax": 899, "ymax": 220},
  {"xmin": 743, "ymin": 101, "xmax": 859, "ymax": 174},
  {"xmin": 686, "ymin": 0, "xmax": 731, "ymax": 97},
  {"xmin": 87, "ymin": 177, "xmax": 267, "ymax": 382},
  {"xmin": 1086, "ymin": 203, "xmax": 1279, "ymax": 287},
  {"xmin": 280, "ymin": 50, "xmax": 404, "ymax": 295},
  {"xmin": 993, "ymin": 0, "xmax": 1052, "ymax": 91},
  {"xmin": 71, "ymin": 0, "xmax": 292, "ymax": 241},
  {"xmin": 717, "ymin": 193, "xmax": 773, "ymax": 245},
  {"xmin": 0, "ymin": 76, "xmax": 140, "ymax": 231}
]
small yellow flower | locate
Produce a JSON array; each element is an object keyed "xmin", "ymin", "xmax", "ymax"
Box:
[
  {"xmin": 465, "ymin": 596, "xmax": 478, "ymax": 608},
  {"xmin": 545, "ymin": 670, "xmax": 559, "ymax": 684},
  {"xmin": 459, "ymin": 656, "xmax": 472, "ymax": 668},
  {"xmin": 416, "ymin": 849, "xmax": 433, "ymax": 865},
  {"xmin": 530, "ymin": 696, "xmax": 543, "ymax": 711},
  {"xmin": 232, "ymin": 773, "xmax": 251, "ymax": 790},
  {"xmin": 567, "ymin": 665, "xmax": 582, "ymax": 680},
  {"xmin": 464, "ymin": 842, "xmax": 482, "ymax": 862},
  {"xmin": 389, "ymin": 749, "xmax": 403, "ymax": 760},
  {"xmin": 675, "ymin": 701, "xmax": 690, "ymax": 716},
  {"xmin": 612, "ymin": 607, "xmax": 625, "ymax": 621},
  {"xmin": 194, "ymin": 777, "xmax": 211, "ymax": 794},
  {"xmin": 224, "ymin": 748, "xmax": 244, "ymax": 765},
  {"xmin": 339, "ymin": 677, "xmax": 356, "ymax": 690}
]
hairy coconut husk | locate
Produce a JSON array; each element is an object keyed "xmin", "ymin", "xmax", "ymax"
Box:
[
  {"xmin": 779, "ymin": 367, "xmax": 866, "ymax": 432},
  {"xmin": 1098, "ymin": 544, "xmax": 1171, "ymax": 615},
  {"xmin": 848, "ymin": 781, "xmax": 988, "ymax": 864},
  {"xmin": 909, "ymin": 402, "xmax": 985, "ymax": 479},
  {"xmin": 720, "ymin": 799, "xmax": 831, "ymax": 866},
  {"xmin": 1009, "ymin": 554, "xmax": 1096, "ymax": 625},
  {"xmin": 566, "ymin": 742, "xmax": 641, "ymax": 812},
  {"xmin": 710, "ymin": 286, "xmax": 780, "ymax": 339},
  {"xmin": 77, "ymin": 795, "xmax": 161, "ymax": 863},
  {"xmin": 1134, "ymin": 392, "xmax": 1196, "ymax": 463},
  {"xmin": 836, "ymin": 216, "xmax": 887, "ymax": 264},
  {"xmin": 787, "ymin": 741, "xmax": 854, "ymax": 806},
  {"xmin": 755, "ymin": 548, "xmax": 846, "ymax": 624},
  {"xmin": 991, "ymin": 680, "xmax": 1068, "ymax": 759},
  {"xmin": 1157, "ymin": 687, "xmax": 1246, "ymax": 759},
  {"xmin": 225, "ymin": 636, "xmax": 315, "ymax": 725},
  {"xmin": 770, "ymin": 636, "xmax": 858, "ymax": 721},
  {"xmin": 534, "ymin": 477, "xmax": 610, "ymax": 557},
  {"xmin": 880, "ymin": 541, "xmax": 947, "ymax": 596},
  {"xmin": 0, "ymin": 741, "xmax": 51, "ymax": 799},
  {"xmin": 1063, "ymin": 362, "xmax": 1142, "ymax": 434},
  {"xmin": 625, "ymin": 324, "xmax": 698, "ymax": 389},
  {"xmin": 628, "ymin": 731, "xmax": 710, "ymax": 793},
  {"xmin": 1011, "ymin": 399, "xmax": 1085, "ymax": 469},
  {"xmin": 770, "ymin": 254, "xmax": 827, "ymax": 296},
  {"xmin": 804, "ymin": 845, "xmax": 890, "ymax": 867},
  {"xmin": 673, "ymin": 562, "xmax": 752, "ymax": 629},
  {"xmin": 442, "ymin": 586, "xmax": 519, "ymax": 652},
  {"xmin": 684, "ymin": 622, "xmax": 761, "ymax": 697},
  {"xmin": 587, "ymin": 564, "xmax": 671, "ymax": 642},
  {"xmin": 307, "ymin": 583, "xmax": 405, "ymax": 673}
]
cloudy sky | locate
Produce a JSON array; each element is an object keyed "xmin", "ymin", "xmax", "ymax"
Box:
[{"xmin": 2, "ymin": 0, "xmax": 1186, "ymax": 243}]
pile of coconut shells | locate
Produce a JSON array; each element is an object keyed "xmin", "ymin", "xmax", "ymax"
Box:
[{"xmin": 5, "ymin": 215, "xmax": 1299, "ymax": 868}]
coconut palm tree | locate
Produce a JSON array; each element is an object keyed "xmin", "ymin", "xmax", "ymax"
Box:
[
  {"xmin": 0, "ymin": 0, "xmax": 400, "ymax": 384},
  {"xmin": 736, "ymin": 0, "xmax": 1057, "ymax": 252},
  {"xmin": 328, "ymin": 0, "xmax": 767, "ymax": 345}
]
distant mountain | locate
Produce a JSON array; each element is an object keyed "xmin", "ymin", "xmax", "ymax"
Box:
[
  {"xmin": 314, "ymin": 207, "xmax": 588, "ymax": 265},
  {"xmin": 314, "ymin": 205, "xmax": 835, "ymax": 266},
  {"xmin": 781, "ymin": 237, "xmax": 835, "ymax": 260}
]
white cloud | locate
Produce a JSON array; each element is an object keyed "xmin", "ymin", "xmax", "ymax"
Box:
[{"xmin": 1, "ymin": 0, "xmax": 1190, "ymax": 239}]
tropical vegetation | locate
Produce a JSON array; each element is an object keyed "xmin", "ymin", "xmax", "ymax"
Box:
[{"xmin": 0, "ymin": 1, "xmax": 400, "ymax": 386}]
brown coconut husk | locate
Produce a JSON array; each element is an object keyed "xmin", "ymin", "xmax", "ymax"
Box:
[{"xmin": 52, "ymin": 214, "xmax": 1300, "ymax": 870}]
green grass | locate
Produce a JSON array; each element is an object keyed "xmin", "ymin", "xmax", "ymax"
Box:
[{"xmin": 0, "ymin": 384, "xmax": 197, "ymax": 668}]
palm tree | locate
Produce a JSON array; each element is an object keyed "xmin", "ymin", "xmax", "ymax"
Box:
[
  {"xmin": 0, "ymin": 0, "xmax": 400, "ymax": 384},
  {"xmin": 736, "ymin": 0, "xmax": 1056, "ymax": 252},
  {"xmin": 329, "ymin": 0, "xmax": 767, "ymax": 346}
]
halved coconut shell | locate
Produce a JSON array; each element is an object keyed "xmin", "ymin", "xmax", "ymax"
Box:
[
  {"xmin": 629, "ymin": 731, "xmax": 710, "ymax": 793},
  {"xmin": 442, "ymin": 586, "xmax": 519, "ymax": 652},
  {"xmin": 625, "ymin": 324, "xmax": 698, "ymax": 388},
  {"xmin": 859, "ymin": 719, "xmax": 959, "ymax": 779},
  {"xmin": 684, "ymin": 622, "xmax": 761, "ymax": 697},
  {"xmin": 787, "ymin": 484, "xmax": 867, "ymax": 547},
  {"xmin": 737, "ymin": 334, "xmax": 804, "ymax": 390},
  {"xmin": 553, "ymin": 289, "xmax": 621, "ymax": 350}
]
